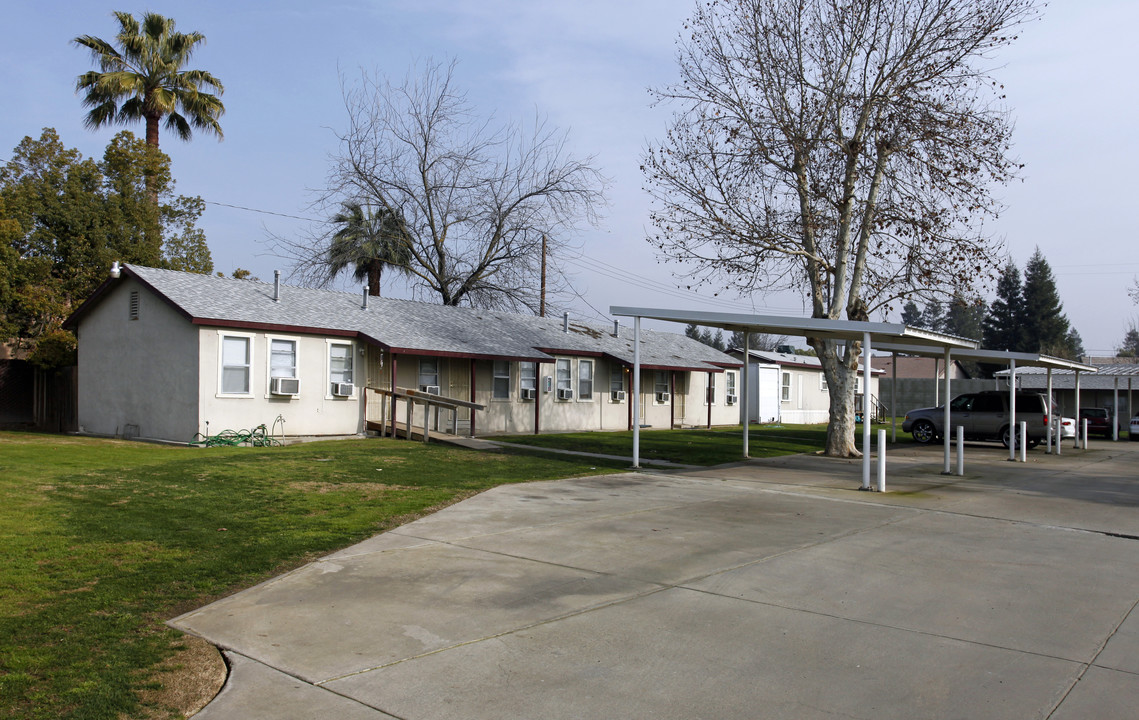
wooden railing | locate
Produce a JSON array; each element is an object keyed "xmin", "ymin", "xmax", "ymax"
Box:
[{"xmin": 366, "ymin": 387, "xmax": 485, "ymax": 442}]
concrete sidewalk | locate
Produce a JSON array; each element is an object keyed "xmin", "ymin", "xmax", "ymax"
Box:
[{"xmin": 172, "ymin": 441, "xmax": 1139, "ymax": 719}]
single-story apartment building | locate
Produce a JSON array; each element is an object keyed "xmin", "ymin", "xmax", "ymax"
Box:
[
  {"xmin": 64, "ymin": 264, "xmax": 742, "ymax": 444},
  {"xmin": 729, "ymin": 348, "xmax": 882, "ymax": 424}
]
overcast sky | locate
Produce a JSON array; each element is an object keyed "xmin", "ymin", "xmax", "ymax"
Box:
[{"xmin": 4, "ymin": 0, "xmax": 1137, "ymax": 354}]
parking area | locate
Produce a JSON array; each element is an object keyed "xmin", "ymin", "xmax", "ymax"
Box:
[{"xmin": 174, "ymin": 441, "xmax": 1139, "ymax": 719}]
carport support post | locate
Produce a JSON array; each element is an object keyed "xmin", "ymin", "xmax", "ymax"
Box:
[
  {"xmin": 891, "ymin": 351, "xmax": 898, "ymax": 443},
  {"xmin": 943, "ymin": 348, "xmax": 952, "ymax": 475},
  {"xmin": 632, "ymin": 317, "xmax": 641, "ymax": 468},
  {"xmin": 1114, "ymin": 378, "xmax": 1120, "ymax": 441},
  {"xmin": 1074, "ymin": 371, "xmax": 1082, "ymax": 449},
  {"xmin": 1008, "ymin": 359, "xmax": 1017, "ymax": 462},
  {"xmin": 862, "ymin": 331, "xmax": 872, "ymax": 490},
  {"xmin": 1046, "ymin": 368, "xmax": 1053, "ymax": 453},
  {"xmin": 742, "ymin": 332, "xmax": 750, "ymax": 458}
]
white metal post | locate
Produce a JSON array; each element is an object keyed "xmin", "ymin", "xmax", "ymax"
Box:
[
  {"xmin": 862, "ymin": 331, "xmax": 872, "ymax": 491},
  {"xmin": 891, "ymin": 351, "xmax": 898, "ymax": 443},
  {"xmin": 1056, "ymin": 415, "xmax": 1062, "ymax": 455},
  {"xmin": 1008, "ymin": 359, "xmax": 1017, "ymax": 462},
  {"xmin": 1074, "ymin": 371, "xmax": 1082, "ymax": 449},
  {"xmin": 1019, "ymin": 421, "xmax": 1027, "ymax": 462},
  {"xmin": 633, "ymin": 317, "xmax": 641, "ymax": 468},
  {"xmin": 956, "ymin": 425, "xmax": 964, "ymax": 476},
  {"xmin": 742, "ymin": 332, "xmax": 750, "ymax": 458},
  {"xmin": 943, "ymin": 348, "xmax": 952, "ymax": 475},
  {"xmin": 1046, "ymin": 368, "xmax": 1053, "ymax": 454},
  {"xmin": 1082, "ymin": 418, "xmax": 1089, "ymax": 449},
  {"xmin": 877, "ymin": 429, "xmax": 886, "ymax": 492},
  {"xmin": 1113, "ymin": 377, "xmax": 1120, "ymax": 441}
]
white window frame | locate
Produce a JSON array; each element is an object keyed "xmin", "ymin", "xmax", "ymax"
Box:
[
  {"xmin": 556, "ymin": 358, "xmax": 572, "ymax": 399},
  {"xmin": 578, "ymin": 359, "xmax": 594, "ymax": 401},
  {"xmin": 266, "ymin": 335, "xmax": 298, "ymax": 390},
  {"xmin": 727, "ymin": 371, "xmax": 736, "ymax": 397},
  {"xmin": 326, "ymin": 340, "xmax": 356, "ymax": 399},
  {"xmin": 520, "ymin": 362, "xmax": 537, "ymax": 394},
  {"xmin": 819, "ymin": 374, "xmax": 829, "ymax": 391},
  {"xmin": 418, "ymin": 358, "xmax": 439, "ymax": 389},
  {"xmin": 781, "ymin": 371, "xmax": 792, "ymax": 403},
  {"xmin": 653, "ymin": 371, "xmax": 670, "ymax": 404},
  {"xmin": 218, "ymin": 331, "xmax": 255, "ymax": 398},
  {"xmin": 609, "ymin": 365, "xmax": 625, "ymax": 402},
  {"xmin": 492, "ymin": 360, "xmax": 511, "ymax": 400}
]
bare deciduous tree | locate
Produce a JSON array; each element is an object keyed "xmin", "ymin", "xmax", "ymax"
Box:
[
  {"xmin": 284, "ymin": 59, "xmax": 605, "ymax": 311},
  {"xmin": 642, "ymin": 0, "xmax": 1038, "ymax": 456}
]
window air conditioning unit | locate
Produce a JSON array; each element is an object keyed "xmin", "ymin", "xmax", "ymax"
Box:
[
  {"xmin": 611, "ymin": 390, "xmax": 626, "ymax": 401},
  {"xmin": 270, "ymin": 377, "xmax": 300, "ymax": 396},
  {"xmin": 657, "ymin": 392, "xmax": 671, "ymax": 403},
  {"xmin": 420, "ymin": 384, "xmax": 441, "ymax": 395},
  {"xmin": 726, "ymin": 394, "xmax": 738, "ymax": 405},
  {"xmin": 332, "ymin": 382, "xmax": 355, "ymax": 397},
  {"xmin": 557, "ymin": 388, "xmax": 574, "ymax": 400},
  {"xmin": 521, "ymin": 388, "xmax": 536, "ymax": 400}
]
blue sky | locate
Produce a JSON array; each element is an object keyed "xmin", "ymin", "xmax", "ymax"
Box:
[{"xmin": 3, "ymin": 0, "xmax": 1137, "ymax": 354}]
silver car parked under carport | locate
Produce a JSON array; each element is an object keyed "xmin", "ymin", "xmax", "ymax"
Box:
[{"xmin": 903, "ymin": 391, "xmax": 1054, "ymax": 448}]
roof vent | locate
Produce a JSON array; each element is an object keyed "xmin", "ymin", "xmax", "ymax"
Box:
[
  {"xmin": 273, "ymin": 270, "xmax": 281, "ymax": 302},
  {"xmin": 362, "ymin": 284, "xmax": 369, "ymax": 310},
  {"xmin": 613, "ymin": 319, "xmax": 620, "ymax": 337},
  {"xmin": 110, "ymin": 261, "xmax": 121, "ymax": 279},
  {"xmin": 563, "ymin": 311, "xmax": 569, "ymax": 333}
]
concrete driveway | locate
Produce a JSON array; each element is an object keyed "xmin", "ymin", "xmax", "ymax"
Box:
[{"xmin": 172, "ymin": 440, "xmax": 1139, "ymax": 719}]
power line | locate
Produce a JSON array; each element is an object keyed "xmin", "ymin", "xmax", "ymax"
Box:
[{"xmin": 204, "ymin": 200, "xmax": 320, "ymax": 223}]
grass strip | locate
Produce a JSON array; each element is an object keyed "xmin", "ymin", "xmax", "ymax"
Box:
[{"xmin": 0, "ymin": 432, "xmax": 625, "ymax": 720}]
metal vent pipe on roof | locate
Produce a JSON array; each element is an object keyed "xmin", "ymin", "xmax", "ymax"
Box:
[
  {"xmin": 110, "ymin": 261, "xmax": 121, "ymax": 279},
  {"xmin": 563, "ymin": 311, "xmax": 569, "ymax": 333},
  {"xmin": 613, "ymin": 319, "xmax": 620, "ymax": 336},
  {"xmin": 362, "ymin": 285, "xmax": 368, "ymax": 310},
  {"xmin": 273, "ymin": 270, "xmax": 281, "ymax": 302}
]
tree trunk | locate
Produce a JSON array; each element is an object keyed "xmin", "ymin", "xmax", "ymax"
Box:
[
  {"xmin": 814, "ymin": 338, "xmax": 860, "ymax": 458},
  {"xmin": 368, "ymin": 262, "xmax": 381, "ymax": 297},
  {"xmin": 144, "ymin": 112, "xmax": 161, "ymax": 207}
]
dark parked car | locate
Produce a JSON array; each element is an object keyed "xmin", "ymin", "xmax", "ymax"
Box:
[
  {"xmin": 903, "ymin": 391, "xmax": 1053, "ymax": 448},
  {"xmin": 1078, "ymin": 408, "xmax": 1115, "ymax": 438}
]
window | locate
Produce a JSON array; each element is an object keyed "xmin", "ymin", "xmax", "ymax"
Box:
[
  {"xmin": 329, "ymin": 343, "xmax": 354, "ymax": 393},
  {"xmin": 610, "ymin": 366, "xmax": 624, "ymax": 394},
  {"xmin": 520, "ymin": 362, "xmax": 537, "ymax": 392},
  {"xmin": 129, "ymin": 290, "xmax": 140, "ymax": 320},
  {"xmin": 654, "ymin": 371, "xmax": 669, "ymax": 396},
  {"xmin": 706, "ymin": 374, "xmax": 716, "ymax": 405},
  {"xmin": 819, "ymin": 374, "xmax": 828, "ymax": 391},
  {"xmin": 578, "ymin": 359, "xmax": 594, "ymax": 400},
  {"xmin": 493, "ymin": 361, "xmax": 511, "ymax": 399},
  {"xmin": 221, "ymin": 336, "xmax": 251, "ymax": 394},
  {"xmin": 419, "ymin": 358, "xmax": 439, "ymax": 389},
  {"xmin": 781, "ymin": 372, "xmax": 792, "ymax": 402},
  {"xmin": 270, "ymin": 339, "xmax": 296, "ymax": 379},
  {"xmin": 556, "ymin": 359, "xmax": 572, "ymax": 392},
  {"xmin": 727, "ymin": 371, "xmax": 736, "ymax": 397}
]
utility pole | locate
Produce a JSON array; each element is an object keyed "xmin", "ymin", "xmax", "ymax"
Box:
[{"xmin": 540, "ymin": 234, "xmax": 547, "ymax": 317}]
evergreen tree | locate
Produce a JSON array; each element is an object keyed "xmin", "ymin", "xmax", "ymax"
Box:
[
  {"xmin": 982, "ymin": 260, "xmax": 1023, "ymax": 351},
  {"xmin": 944, "ymin": 295, "xmax": 986, "ymax": 340},
  {"xmin": 920, "ymin": 300, "xmax": 944, "ymax": 332},
  {"xmin": 1021, "ymin": 247, "xmax": 1069, "ymax": 354},
  {"xmin": 900, "ymin": 300, "xmax": 922, "ymax": 326},
  {"xmin": 1117, "ymin": 323, "xmax": 1139, "ymax": 358},
  {"xmin": 684, "ymin": 323, "xmax": 701, "ymax": 341},
  {"xmin": 1064, "ymin": 328, "xmax": 1085, "ymax": 361}
]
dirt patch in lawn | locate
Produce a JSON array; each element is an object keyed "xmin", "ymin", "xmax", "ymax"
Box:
[{"xmin": 135, "ymin": 634, "xmax": 227, "ymax": 718}]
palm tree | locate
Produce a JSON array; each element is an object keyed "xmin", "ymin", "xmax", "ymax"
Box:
[
  {"xmin": 74, "ymin": 11, "xmax": 224, "ymax": 199},
  {"xmin": 328, "ymin": 202, "xmax": 413, "ymax": 297}
]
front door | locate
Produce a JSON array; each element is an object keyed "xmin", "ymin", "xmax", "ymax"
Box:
[{"xmin": 449, "ymin": 359, "xmax": 471, "ymax": 423}]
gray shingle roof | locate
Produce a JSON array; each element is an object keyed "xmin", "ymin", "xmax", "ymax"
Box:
[{"xmin": 118, "ymin": 265, "xmax": 738, "ymax": 372}]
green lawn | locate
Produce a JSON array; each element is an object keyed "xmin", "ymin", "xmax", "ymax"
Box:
[
  {"xmin": 0, "ymin": 432, "xmax": 626, "ymax": 720},
  {"xmin": 489, "ymin": 423, "xmax": 863, "ymax": 465}
]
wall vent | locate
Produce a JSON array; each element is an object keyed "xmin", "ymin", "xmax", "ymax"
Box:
[{"xmin": 129, "ymin": 290, "xmax": 140, "ymax": 320}]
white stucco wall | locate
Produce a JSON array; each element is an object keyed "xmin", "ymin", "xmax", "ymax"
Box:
[
  {"xmin": 198, "ymin": 329, "xmax": 364, "ymax": 438},
  {"xmin": 76, "ymin": 277, "xmax": 200, "ymax": 441}
]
